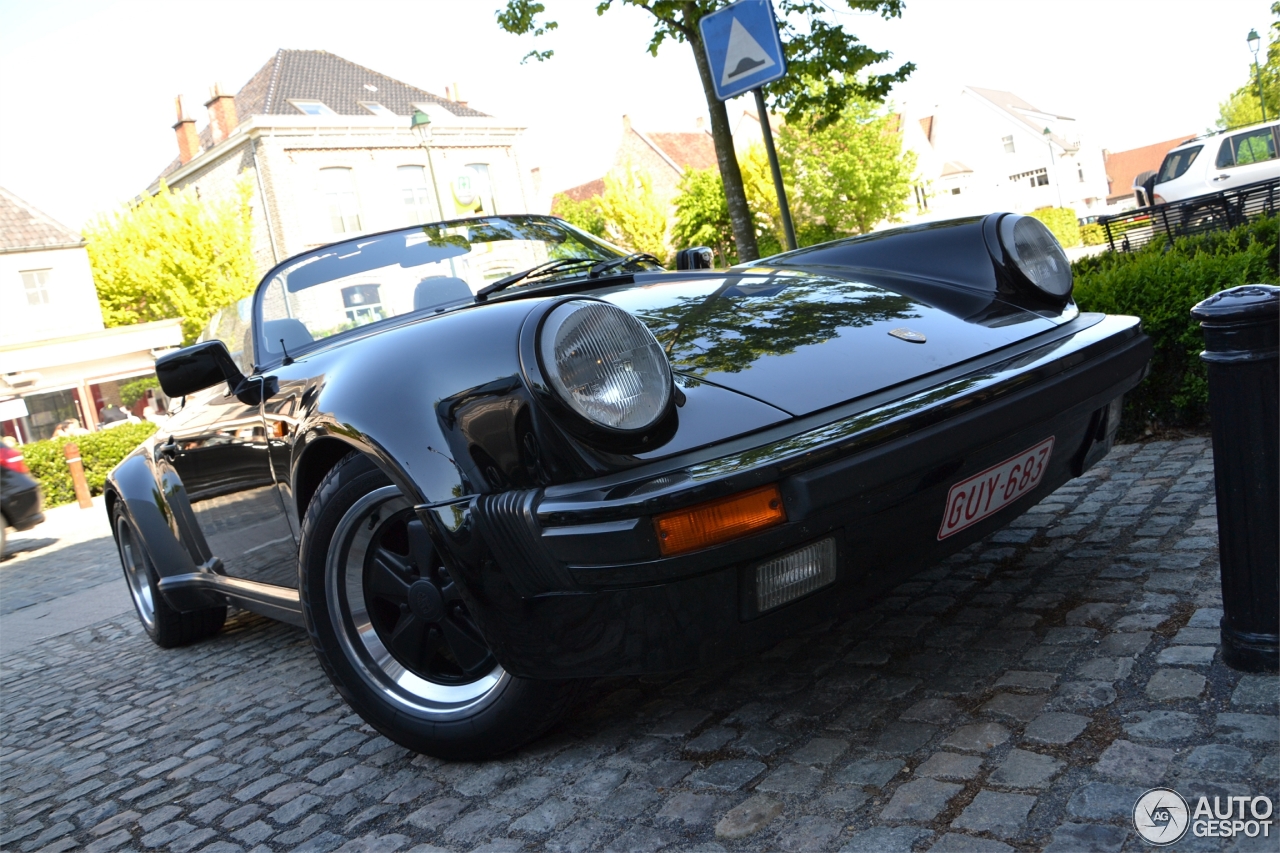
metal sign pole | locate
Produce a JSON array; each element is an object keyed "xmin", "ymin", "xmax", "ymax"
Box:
[{"xmin": 754, "ymin": 87, "xmax": 797, "ymax": 251}]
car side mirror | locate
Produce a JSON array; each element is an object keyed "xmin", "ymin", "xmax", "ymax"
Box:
[
  {"xmin": 675, "ymin": 247, "xmax": 714, "ymax": 270},
  {"xmin": 156, "ymin": 340, "xmax": 247, "ymax": 399}
]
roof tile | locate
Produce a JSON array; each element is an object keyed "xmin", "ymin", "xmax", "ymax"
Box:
[{"xmin": 0, "ymin": 187, "xmax": 83, "ymax": 252}]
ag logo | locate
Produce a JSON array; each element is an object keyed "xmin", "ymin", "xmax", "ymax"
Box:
[{"xmin": 1134, "ymin": 787, "xmax": 1190, "ymax": 845}]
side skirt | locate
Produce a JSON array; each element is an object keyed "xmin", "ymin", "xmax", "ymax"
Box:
[{"xmin": 158, "ymin": 573, "xmax": 305, "ymax": 627}]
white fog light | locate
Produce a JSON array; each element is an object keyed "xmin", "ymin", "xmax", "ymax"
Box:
[{"xmin": 755, "ymin": 538, "xmax": 837, "ymax": 612}]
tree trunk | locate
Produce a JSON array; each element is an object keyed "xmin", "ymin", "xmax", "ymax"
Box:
[{"xmin": 685, "ymin": 3, "xmax": 759, "ymax": 262}]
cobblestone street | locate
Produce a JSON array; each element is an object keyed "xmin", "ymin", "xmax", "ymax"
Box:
[{"xmin": 1, "ymin": 437, "xmax": 1277, "ymax": 852}]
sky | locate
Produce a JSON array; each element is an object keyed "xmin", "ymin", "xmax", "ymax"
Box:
[{"xmin": 0, "ymin": 0, "xmax": 1272, "ymax": 231}]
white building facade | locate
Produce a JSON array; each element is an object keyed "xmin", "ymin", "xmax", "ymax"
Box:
[
  {"xmin": 903, "ymin": 87, "xmax": 1110, "ymax": 222},
  {"xmin": 0, "ymin": 188, "xmax": 181, "ymax": 442}
]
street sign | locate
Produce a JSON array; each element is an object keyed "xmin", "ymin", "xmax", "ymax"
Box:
[{"xmin": 699, "ymin": 0, "xmax": 786, "ymax": 102}]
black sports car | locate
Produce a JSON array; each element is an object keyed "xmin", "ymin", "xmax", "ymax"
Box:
[{"xmin": 107, "ymin": 213, "xmax": 1151, "ymax": 759}]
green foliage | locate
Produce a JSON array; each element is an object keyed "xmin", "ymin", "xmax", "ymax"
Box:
[
  {"xmin": 495, "ymin": 0, "xmax": 558, "ymax": 62},
  {"xmin": 118, "ymin": 375, "xmax": 159, "ymax": 407},
  {"xmin": 1218, "ymin": 2, "xmax": 1280, "ymax": 129},
  {"xmin": 597, "ymin": 167, "xmax": 669, "ymax": 261},
  {"xmin": 22, "ymin": 422, "xmax": 158, "ymax": 508},
  {"xmin": 779, "ymin": 97, "xmax": 917, "ymax": 238},
  {"xmin": 551, "ymin": 193, "xmax": 608, "ymax": 238},
  {"xmin": 671, "ymin": 146, "xmax": 782, "ymax": 265},
  {"xmin": 496, "ymin": 1, "xmax": 914, "ymax": 261},
  {"xmin": 1079, "ymin": 223, "xmax": 1107, "ymax": 247},
  {"xmin": 1073, "ymin": 216, "xmax": 1279, "ymax": 434},
  {"xmin": 672, "ymin": 168, "xmax": 734, "ymax": 266},
  {"xmin": 85, "ymin": 177, "xmax": 257, "ymax": 345},
  {"xmin": 1028, "ymin": 208, "xmax": 1081, "ymax": 248}
]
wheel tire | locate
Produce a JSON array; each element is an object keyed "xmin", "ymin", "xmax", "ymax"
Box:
[
  {"xmin": 299, "ymin": 453, "xmax": 579, "ymax": 760},
  {"xmin": 113, "ymin": 505, "xmax": 226, "ymax": 648}
]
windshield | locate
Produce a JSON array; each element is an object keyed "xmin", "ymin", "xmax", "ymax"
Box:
[
  {"xmin": 252, "ymin": 215, "xmax": 622, "ymax": 368},
  {"xmin": 1156, "ymin": 145, "xmax": 1202, "ymax": 183}
]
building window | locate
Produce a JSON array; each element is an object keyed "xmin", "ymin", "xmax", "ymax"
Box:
[
  {"xmin": 464, "ymin": 164, "xmax": 496, "ymax": 215},
  {"xmin": 360, "ymin": 102, "xmax": 395, "ymax": 117},
  {"xmin": 1034, "ymin": 173, "xmax": 1049, "ymax": 187},
  {"xmin": 20, "ymin": 269, "xmax": 51, "ymax": 305},
  {"xmin": 289, "ymin": 99, "xmax": 335, "ymax": 116},
  {"xmin": 320, "ymin": 167, "xmax": 362, "ymax": 234},
  {"xmin": 951, "ymin": 187, "xmax": 961, "ymax": 195},
  {"xmin": 398, "ymin": 165, "xmax": 435, "ymax": 225},
  {"xmin": 1002, "ymin": 135, "xmax": 1015, "ymax": 154},
  {"xmin": 1078, "ymin": 165, "xmax": 1085, "ymax": 182},
  {"xmin": 341, "ymin": 284, "xmax": 384, "ymax": 325}
]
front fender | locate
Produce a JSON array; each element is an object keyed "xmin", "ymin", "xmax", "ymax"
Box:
[{"xmin": 107, "ymin": 448, "xmax": 222, "ymax": 611}]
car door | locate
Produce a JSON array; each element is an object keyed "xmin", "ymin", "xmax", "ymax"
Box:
[
  {"xmin": 1208, "ymin": 125, "xmax": 1280, "ymax": 192},
  {"xmin": 156, "ymin": 377, "xmax": 299, "ymax": 588}
]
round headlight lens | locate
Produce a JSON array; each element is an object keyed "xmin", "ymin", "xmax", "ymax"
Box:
[
  {"xmin": 999, "ymin": 214, "xmax": 1072, "ymax": 297},
  {"xmin": 538, "ymin": 300, "xmax": 672, "ymax": 432}
]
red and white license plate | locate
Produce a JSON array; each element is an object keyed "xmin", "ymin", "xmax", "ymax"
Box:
[{"xmin": 937, "ymin": 437, "xmax": 1055, "ymax": 540}]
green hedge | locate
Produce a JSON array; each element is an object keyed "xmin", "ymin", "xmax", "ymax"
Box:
[
  {"xmin": 1029, "ymin": 207, "xmax": 1081, "ymax": 248},
  {"xmin": 1073, "ymin": 216, "xmax": 1279, "ymax": 436},
  {"xmin": 1080, "ymin": 222, "xmax": 1106, "ymax": 246},
  {"xmin": 22, "ymin": 422, "xmax": 158, "ymax": 508}
]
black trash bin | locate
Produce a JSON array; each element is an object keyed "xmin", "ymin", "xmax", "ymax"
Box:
[{"xmin": 1190, "ymin": 284, "xmax": 1279, "ymax": 673}]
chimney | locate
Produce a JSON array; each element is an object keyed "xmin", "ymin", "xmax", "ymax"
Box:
[
  {"xmin": 205, "ymin": 83, "xmax": 238, "ymax": 146},
  {"xmin": 452, "ymin": 82, "xmax": 467, "ymax": 108},
  {"xmin": 173, "ymin": 96, "xmax": 201, "ymax": 165},
  {"xmin": 622, "ymin": 114, "xmax": 631, "ymax": 132},
  {"xmin": 696, "ymin": 116, "xmax": 705, "ymax": 131}
]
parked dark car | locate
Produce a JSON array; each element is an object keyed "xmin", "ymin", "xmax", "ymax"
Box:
[
  {"xmin": 2, "ymin": 443, "xmax": 45, "ymax": 557},
  {"xmin": 106, "ymin": 213, "xmax": 1152, "ymax": 759}
]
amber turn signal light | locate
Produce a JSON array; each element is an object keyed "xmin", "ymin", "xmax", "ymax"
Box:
[{"xmin": 654, "ymin": 484, "xmax": 786, "ymax": 556}]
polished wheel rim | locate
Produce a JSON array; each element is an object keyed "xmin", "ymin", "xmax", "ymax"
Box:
[
  {"xmin": 116, "ymin": 516, "xmax": 156, "ymax": 631},
  {"xmin": 328, "ymin": 486, "xmax": 507, "ymax": 719}
]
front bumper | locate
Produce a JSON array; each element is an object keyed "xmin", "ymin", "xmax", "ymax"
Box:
[{"xmin": 421, "ymin": 313, "xmax": 1152, "ymax": 679}]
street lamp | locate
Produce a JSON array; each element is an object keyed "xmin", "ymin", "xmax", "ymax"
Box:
[
  {"xmin": 1248, "ymin": 28, "xmax": 1268, "ymax": 123},
  {"xmin": 411, "ymin": 109, "xmax": 445, "ymax": 221}
]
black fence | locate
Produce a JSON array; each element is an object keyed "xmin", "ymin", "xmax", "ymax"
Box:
[{"xmin": 1098, "ymin": 177, "xmax": 1279, "ymax": 253}]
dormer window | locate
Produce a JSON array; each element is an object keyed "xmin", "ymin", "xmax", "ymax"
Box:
[
  {"xmin": 289, "ymin": 99, "xmax": 335, "ymax": 116},
  {"xmin": 360, "ymin": 102, "xmax": 395, "ymax": 117}
]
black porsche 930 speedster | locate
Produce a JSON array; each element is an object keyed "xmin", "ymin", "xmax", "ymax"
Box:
[{"xmin": 106, "ymin": 213, "xmax": 1151, "ymax": 759}]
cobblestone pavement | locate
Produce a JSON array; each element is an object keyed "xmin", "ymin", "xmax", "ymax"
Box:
[{"xmin": 1, "ymin": 438, "xmax": 1278, "ymax": 852}]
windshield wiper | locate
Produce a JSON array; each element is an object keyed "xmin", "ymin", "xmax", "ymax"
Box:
[
  {"xmin": 476, "ymin": 257, "xmax": 598, "ymax": 301},
  {"xmin": 588, "ymin": 252, "xmax": 664, "ymax": 278}
]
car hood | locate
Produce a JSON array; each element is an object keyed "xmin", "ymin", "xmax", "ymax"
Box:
[{"xmin": 601, "ymin": 270, "xmax": 1058, "ymax": 416}]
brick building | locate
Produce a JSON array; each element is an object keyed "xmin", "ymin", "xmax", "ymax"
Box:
[
  {"xmin": 151, "ymin": 50, "xmax": 537, "ymax": 277},
  {"xmin": 1101, "ymin": 134, "xmax": 1196, "ymax": 207},
  {"xmin": 558, "ymin": 115, "xmax": 719, "ymax": 212}
]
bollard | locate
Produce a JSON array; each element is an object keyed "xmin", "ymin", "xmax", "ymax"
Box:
[
  {"xmin": 1190, "ymin": 284, "xmax": 1279, "ymax": 673},
  {"xmin": 63, "ymin": 442, "xmax": 93, "ymax": 509}
]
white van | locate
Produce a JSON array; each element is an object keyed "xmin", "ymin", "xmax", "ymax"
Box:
[{"xmin": 1152, "ymin": 120, "xmax": 1279, "ymax": 204}]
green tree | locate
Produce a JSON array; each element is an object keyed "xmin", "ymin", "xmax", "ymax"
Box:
[
  {"xmin": 496, "ymin": 1, "xmax": 913, "ymax": 262},
  {"xmin": 779, "ymin": 97, "xmax": 916, "ymax": 238},
  {"xmin": 1218, "ymin": 2, "xmax": 1279, "ymax": 128},
  {"xmin": 672, "ymin": 145, "xmax": 781, "ymax": 265},
  {"xmin": 85, "ymin": 178, "xmax": 256, "ymax": 345},
  {"xmin": 551, "ymin": 192, "xmax": 608, "ymax": 238},
  {"xmin": 597, "ymin": 167, "xmax": 668, "ymax": 259}
]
